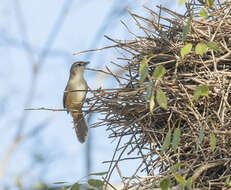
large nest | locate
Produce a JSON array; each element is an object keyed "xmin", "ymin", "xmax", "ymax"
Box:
[{"xmin": 86, "ymin": 1, "xmax": 231, "ymax": 189}]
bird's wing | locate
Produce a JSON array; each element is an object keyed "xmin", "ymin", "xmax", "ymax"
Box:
[{"xmin": 63, "ymin": 86, "xmax": 69, "ymax": 113}]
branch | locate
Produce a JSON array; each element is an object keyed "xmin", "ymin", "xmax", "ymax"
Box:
[{"xmin": 24, "ymin": 107, "xmax": 67, "ymax": 112}]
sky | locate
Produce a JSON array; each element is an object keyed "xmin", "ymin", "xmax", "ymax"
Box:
[{"xmin": 0, "ymin": 0, "xmax": 182, "ymax": 189}]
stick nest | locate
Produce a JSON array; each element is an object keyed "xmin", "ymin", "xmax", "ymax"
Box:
[{"xmin": 86, "ymin": 1, "xmax": 231, "ymax": 189}]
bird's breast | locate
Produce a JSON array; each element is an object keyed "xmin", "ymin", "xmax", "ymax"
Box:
[{"xmin": 66, "ymin": 77, "xmax": 88, "ymax": 107}]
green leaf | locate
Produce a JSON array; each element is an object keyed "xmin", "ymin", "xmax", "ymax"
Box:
[
  {"xmin": 145, "ymin": 82, "xmax": 153, "ymax": 101},
  {"xmin": 225, "ymin": 176, "xmax": 231, "ymax": 186},
  {"xmin": 88, "ymin": 179, "xmax": 104, "ymax": 188},
  {"xmin": 198, "ymin": 126, "xmax": 204, "ymax": 144},
  {"xmin": 170, "ymin": 163, "xmax": 181, "ymax": 173},
  {"xmin": 61, "ymin": 186, "xmax": 71, "ymax": 190},
  {"xmin": 181, "ymin": 43, "xmax": 192, "ymax": 58},
  {"xmin": 178, "ymin": 0, "xmax": 187, "ymax": 5},
  {"xmin": 182, "ymin": 16, "xmax": 192, "ymax": 39},
  {"xmin": 207, "ymin": 42, "xmax": 223, "ymax": 53},
  {"xmin": 35, "ymin": 183, "xmax": 47, "ymax": 190},
  {"xmin": 150, "ymin": 182, "xmax": 156, "ymax": 189},
  {"xmin": 210, "ymin": 133, "xmax": 216, "ymax": 151},
  {"xmin": 88, "ymin": 171, "xmax": 108, "ymax": 176},
  {"xmin": 200, "ymin": 8, "xmax": 208, "ymax": 19},
  {"xmin": 70, "ymin": 183, "xmax": 81, "ymax": 190},
  {"xmin": 156, "ymin": 88, "xmax": 168, "ymax": 110},
  {"xmin": 206, "ymin": 0, "xmax": 214, "ymax": 7},
  {"xmin": 161, "ymin": 130, "xmax": 171, "ymax": 153},
  {"xmin": 195, "ymin": 43, "xmax": 207, "ymax": 56},
  {"xmin": 152, "ymin": 65, "xmax": 166, "ymax": 80},
  {"xmin": 150, "ymin": 92, "xmax": 155, "ymax": 114},
  {"xmin": 194, "ymin": 166, "xmax": 202, "ymax": 173},
  {"xmin": 53, "ymin": 182, "xmax": 68, "ymax": 184},
  {"xmin": 196, "ymin": 126, "xmax": 204, "ymax": 153},
  {"xmin": 186, "ymin": 177, "xmax": 192, "ymax": 189},
  {"xmin": 193, "ymin": 85, "xmax": 209, "ymax": 101},
  {"xmin": 139, "ymin": 57, "xmax": 149, "ymax": 84},
  {"xmin": 173, "ymin": 174, "xmax": 187, "ymax": 186},
  {"xmin": 179, "ymin": 185, "xmax": 184, "ymax": 190},
  {"xmin": 172, "ymin": 128, "xmax": 181, "ymax": 153},
  {"xmin": 16, "ymin": 176, "xmax": 22, "ymax": 188},
  {"xmin": 61, "ymin": 187, "xmax": 71, "ymax": 190},
  {"xmin": 160, "ymin": 177, "xmax": 171, "ymax": 190}
]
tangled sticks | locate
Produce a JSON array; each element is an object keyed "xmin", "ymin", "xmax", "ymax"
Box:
[{"xmin": 84, "ymin": 1, "xmax": 231, "ymax": 189}]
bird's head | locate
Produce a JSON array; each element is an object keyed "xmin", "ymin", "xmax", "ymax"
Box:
[{"xmin": 70, "ymin": 61, "xmax": 90, "ymax": 75}]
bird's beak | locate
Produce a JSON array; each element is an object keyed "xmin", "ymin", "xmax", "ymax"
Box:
[{"xmin": 83, "ymin": 61, "xmax": 90, "ymax": 66}]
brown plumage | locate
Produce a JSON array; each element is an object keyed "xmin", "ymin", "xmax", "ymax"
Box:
[{"xmin": 63, "ymin": 61, "xmax": 89, "ymax": 143}]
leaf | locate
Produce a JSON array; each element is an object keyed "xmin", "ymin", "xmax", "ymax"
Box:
[
  {"xmin": 198, "ymin": 126, "xmax": 204, "ymax": 144},
  {"xmin": 181, "ymin": 43, "xmax": 192, "ymax": 58},
  {"xmin": 150, "ymin": 92, "xmax": 155, "ymax": 114},
  {"xmin": 61, "ymin": 186, "xmax": 71, "ymax": 190},
  {"xmin": 145, "ymin": 82, "xmax": 153, "ymax": 101},
  {"xmin": 36, "ymin": 183, "xmax": 47, "ymax": 189},
  {"xmin": 194, "ymin": 166, "xmax": 202, "ymax": 173},
  {"xmin": 88, "ymin": 171, "xmax": 108, "ymax": 176},
  {"xmin": 161, "ymin": 130, "xmax": 171, "ymax": 153},
  {"xmin": 88, "ymin": 179, "xmax": 104, "ymax": 188},
  {"xmin": 152, "ymin": 65, "xmax": 166, "ymax": 80},
  {"xmin": 16, "ymin": 176, "xmax": 22, "ymax": 188},
  {"xmin": 207, "ymin": 42, "xmax": 223, "ymax": 53},
  {"xmin": 195, "ymin": 43, "xmax": 207, "ymax": 56},
  {"xmin": 139, "ymin": 56, "xmax": 149, "ymax": 84},
  {"xmin": 228, "ymin": 181, "xmax": 231, "ymax": 187},
  {"xmin": 53, "ymin": 182, "xmax": 68, "ymax": 184},
  {"xmin": 160, "ymin": 177, "xmax": 171, "ymax": 190},
  {"xmin": 179, "ymin": 185, "xmax": 184, "ymax": 190},
  {"xmin": 182, "ymin": 16, "xmax": 192, "ymax": 39},
  {"xmin": 210, "ymin": 133, "xmax": 216, "ymax": 151},
  {"xmin": 193, "ymin": 85, "xmax": 209, "ymax": 101},
  {"xmin": 170, "ymin": 163, "xmax": 181, "ymax": 173},
  {"xmin": 173, "ymin": 174, "xmax": 187, "ymax": 186},
  {"xmin": 172, "ymin": 128, "xmax": 181, "ymax": 153},
  {"xmin": 225, "ymin": 176, "xmax": 231, "ymax": 186},
  {"xmin": 150, "ymin": 182, "xmax": 156, "ymax": 189},
  {"xmin": 206, "ymin": 0, "xmax": 214, "ymax": 7},
  {"xmin": 178, "ymin": 0, "xmax": 187, "ymax": 5},
  {"xmin": 200, "ymin": 8, "xmax": 208, "ymax": 19},
  {"xmin": 70, "ymin": 183, "xmax": 81, "ymax": 190},
  {"xmin": 186, "ymin": 177, "xmax": 192, "ymax": 189},
  {"xmin": 196, "ymin": 126, "xmax": 204, "ymax": 153},
  {"xmin": 156, "ymin": 88, "xmax": 168, "ymax": 110}
]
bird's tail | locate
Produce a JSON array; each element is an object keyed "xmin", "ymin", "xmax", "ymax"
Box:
[{"xmin": 71, "ymin": 111, "xmax": 88, "ymax": 143}]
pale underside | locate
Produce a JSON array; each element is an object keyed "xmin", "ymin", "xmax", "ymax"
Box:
[{"xmin": 63, "ymin": 76, "xmax": 88, "ymax": 111}]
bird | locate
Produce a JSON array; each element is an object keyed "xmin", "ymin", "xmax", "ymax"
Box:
[{"xmin": 63, "ymin": 61, "xmax": 89, "ymax": 143}]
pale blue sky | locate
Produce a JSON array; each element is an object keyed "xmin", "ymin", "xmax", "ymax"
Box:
[{"xmin": 0, "ymin": 0, "xmax": 181, "ymax": 189}]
